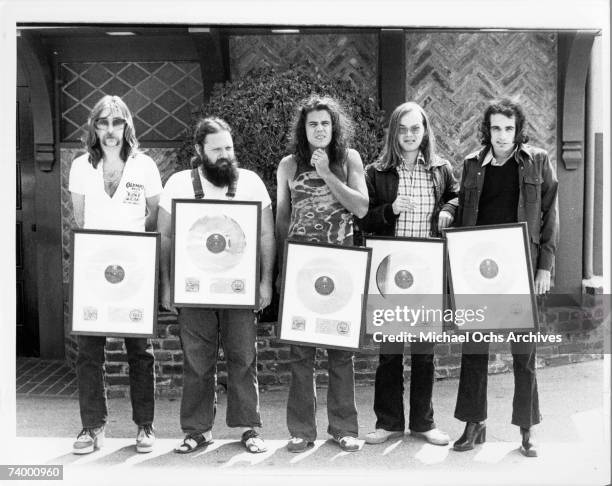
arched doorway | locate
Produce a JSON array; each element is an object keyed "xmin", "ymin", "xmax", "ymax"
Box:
[{"xmin": 17, "ymin": 32, "xmax": 64, "ymax": 359}]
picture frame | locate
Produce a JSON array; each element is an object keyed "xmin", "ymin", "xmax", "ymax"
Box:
[
  {"xmin": 70, "ymin": 229, "xmax": 160, "ymax": 338},
  {"xmin": 171, "ymin": 199, "xmax": 261, "ymax": 308},
  {"xmin": 443, "ymin": 222, "xmax": 539, "ymax": 333},
  {"xmin": 277, "ymin": 240, "xmax": 372, "ymax": 351},
  {"xmin": 364, "ymin": 236, "xmax": 446, "ymax": 337}
]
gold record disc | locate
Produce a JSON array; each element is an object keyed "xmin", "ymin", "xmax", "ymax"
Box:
[
  {"xmin": 296, "ymin": 258, "xmax": 353, "ymax": 314},
  {"xmin": 460, "ymin": 242, "xmax": 516, "ymax": 293},
  {"xmin": 186, "ymin": 215, "xmax": 246, "ymax": 271},
  {"xmin": 376, "ymin": 252, "xmax": 429, "ymax": 296},
  {"xmin": 84, "ymin": 247, "xmax": 145, "ymax": 301}
]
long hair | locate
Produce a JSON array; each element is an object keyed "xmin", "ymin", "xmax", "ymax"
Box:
[
  {"xmin": 375, "ymin": 101, "xmax": 436, "ymax": 170},
  {"xmin": 85, "ymin": 95, "xmax": 139, "ymax": 168},
  {"xmin": 191, "ymin": 117, "xmax": 232, "ymax": 168},
  {"xmin": 479, "ymin": 97, "xmax": 529, "ymax": 146},
  {"xmin": 289, "ymin": 95, "xmax": 354, "ymax": 172}
]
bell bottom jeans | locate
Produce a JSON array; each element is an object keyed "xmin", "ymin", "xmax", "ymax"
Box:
[
  {"xmin": 373, "ymin": 340, "xmax": 437, "ymax": 433},
  {"xmin": 454, "ymin": 339, "xmax": 541, "ymax": 428},
  {"xmin": 287, "ymin": 345, "xmax": 358, "ymax": 441}
]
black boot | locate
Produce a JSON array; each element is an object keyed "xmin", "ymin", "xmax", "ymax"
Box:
[
  {"xmin": 519, "ymin": 427, "xmax": 538, "ymax": 457},
  {"xmin": 453, "ymin": 422, "xmax": 486, "ymax": 452}
]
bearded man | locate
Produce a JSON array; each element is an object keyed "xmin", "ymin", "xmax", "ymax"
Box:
[{"xmin": 158, "ymin": 117, "xmax": 275, "ymax": 454}]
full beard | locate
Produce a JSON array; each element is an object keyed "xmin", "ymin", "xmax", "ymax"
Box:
[{"xmin": 200, "ymin": 154, "xmax": 239, "ymax": 187}]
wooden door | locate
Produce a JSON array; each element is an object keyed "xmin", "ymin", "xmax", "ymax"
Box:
[{"xmin": 16, "ymin": 86, "xmax": 40, "ymax": 356}]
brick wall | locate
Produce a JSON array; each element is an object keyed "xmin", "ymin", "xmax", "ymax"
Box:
[{"xmin": 100, "ymin": 297, "xmax": 607, "ymax": 398}]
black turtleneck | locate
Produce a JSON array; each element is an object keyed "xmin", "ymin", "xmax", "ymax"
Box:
[{"xmin": 476, "ymin": 158, "xmax": 519, "ymax": 225}]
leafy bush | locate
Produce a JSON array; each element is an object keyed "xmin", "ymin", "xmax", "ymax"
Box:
[
  {"xmin": 175, "ymin": 65, "xmax": 386, "ymax": 322},
  {"xmin": 177, "ymin": 64, "xmax": 386, "ymax": 208}
]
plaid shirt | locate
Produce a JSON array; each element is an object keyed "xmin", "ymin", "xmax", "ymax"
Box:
[{"xmin": 395, "ymin": 152, "xmax": 436, "ymax": 238}]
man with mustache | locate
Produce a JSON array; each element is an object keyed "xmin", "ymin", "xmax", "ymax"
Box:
[
  {"xmin": 158, "ymin": 117, "xmax": 275, "ymax": 454},
  {"xmin": 69, "ymin": 95, "xmax": 162, "ymax": 454}
]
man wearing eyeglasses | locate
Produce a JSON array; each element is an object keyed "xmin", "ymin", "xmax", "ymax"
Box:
[
  {"xmin": 358, "ymin": 101, "xmax": 458, "ymax": 447},
  {"xmin": 68, "ymin": 95, "xmax": 162, "ymax": 454}
]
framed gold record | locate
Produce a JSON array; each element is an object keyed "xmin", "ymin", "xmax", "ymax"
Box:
[
  {"xmin": 171, "ymin": 199, "xmax": 261, "ymax": 308},
  {"xmin": 443, "ymin": 223, "xmax": 539, "ymax": 333},
  {"xmin": 277, "ymin": 240, "xmax": 372, "ymax": 351},
  {"xmin": 70, "ymin": 229, "xmax": 160, "ymax": 337},
  {"xmin": 364, "ymin": 236, "xmax": 446, "ymax": 338}
]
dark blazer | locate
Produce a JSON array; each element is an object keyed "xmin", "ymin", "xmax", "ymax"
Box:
[{"xmin": 456, "ymin": 144, "xmax": 559, "ymax": 272}]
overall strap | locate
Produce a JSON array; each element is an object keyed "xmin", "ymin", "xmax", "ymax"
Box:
[
  {"xmin": 225, "ymin": 171, "xmax": 239, "ymax": 199},
  {"xmin": 192, "ymin": 166, "xmax": 240, "ymax": 199},
  {"xmin": 191, "ymin": 167, "xmax": 204, "ymax": 199}
]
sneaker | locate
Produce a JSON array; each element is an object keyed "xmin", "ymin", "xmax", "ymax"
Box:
[
  {"xmin": 136, "ymin": 424, "xmax": 155, "ymax": 453},
  {"xmin": 72, "ymin": 426, "xmax": 105, "ymax": 455},
  {"xmin": 287, "ymin": 437, "xmax": 314, "ymax": 453},
  {"xmin": 410, "ymin": 428, "xmax": 450, "ymax": 446},
  {"xmin": 364, "ymin": 429, "xmax": 404, "ymax": 445},
  {"xmin": 333, "ymin": 435, "xmax": 364, "ymax": 452}
]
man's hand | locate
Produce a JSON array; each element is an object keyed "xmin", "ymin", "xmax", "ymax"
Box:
[
  {"xmin": 310, "ymin": 148, "xmax": 332, "ymax": 178},
  {"xmin": 259, "ymin": 280, "xmax": 273, "ymax": 311},
  {"xmin": 534, "ymin": 269, "xmax": 551, "ymax": 295},
  {"xmin": 392, "ymin": 195, "xmax": 415, "ymax": 215},
  {"xmin": 160, "ymin": 283, "xmax": 178, "ymax": 314},
  {"xmin": 438, "ymin": 210, "xmax": 453, "ymax": 232}
]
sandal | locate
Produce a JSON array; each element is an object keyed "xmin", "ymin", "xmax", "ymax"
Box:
[
  {"xmin": 174, "ymin": 432, "xmax": 213, "ymax": 454},
  {"xmin": 241, "ymin": 429, "xmax": 267, "ymax": 453},
  {"xmin": 287, "ymin": 437, "xmax": 314, "ymax": 453}
]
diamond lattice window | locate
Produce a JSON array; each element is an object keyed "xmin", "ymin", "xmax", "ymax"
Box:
[{"xmin": 60, "ymin": 62, "xmax": 203, "ymax": 142}]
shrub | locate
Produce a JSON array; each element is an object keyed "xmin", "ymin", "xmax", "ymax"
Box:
[
  {"xmin": 177, "ymin": 64, "xmax": 386, "ymax": 209},
  {"xmin": 176, "ymin": 65, "xmax": 386, "ymax": 322}
]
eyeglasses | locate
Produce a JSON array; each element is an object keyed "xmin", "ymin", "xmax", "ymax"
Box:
[
  {"xmin": 94, "ymin": 118, "xmax": 127, "ymax": 130},
  {"xmin": 398, "ymin": 125, "xmax": 423, "ymax": 135}
]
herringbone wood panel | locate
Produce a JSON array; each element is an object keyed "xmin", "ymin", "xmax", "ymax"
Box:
[
  {"xmin": 230, "ymin": 34, "xmax": 378, "ymax": 97},
  {"xmin": 405, "ymin": 32, "xmax": 557, "ymax": 174}
]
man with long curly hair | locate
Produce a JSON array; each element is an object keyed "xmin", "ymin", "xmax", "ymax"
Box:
[
  {"xmin": 452, "ymin": 97, "xmax": 559, "ymax": 457},
  {"xmin": 276, "ymin": 95, "xmax": 369, "ymax": 453}
]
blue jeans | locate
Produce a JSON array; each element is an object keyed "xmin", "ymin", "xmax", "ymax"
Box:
[
  {"xmin": 76, "ymin": 335, "xmax": 155, "ymax": 428},
  {"xmin": 178, "ymin": 307, "xmax": 262, "ymax": 434},
  {"xmin": 286, "ymin": 345, "xmax": 358, "ymax": 441},
  {"xmin": 454, "ymin": 339, "xmax": 541, "ymax": 428},
  {"xmin": 373, "ymin": 341, "xmax": 436, "ymax": 433}
]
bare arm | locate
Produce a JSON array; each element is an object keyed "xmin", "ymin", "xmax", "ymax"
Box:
[
  {"xmin": 275, "ymin": 156, "xmax": 294, "ymax": 275},
  {"xmin": 145, "ymin": 194, "xmax": 160, "ymax": 232},
  {"xmin": 157, "ymin": 207, "xmax": 177, "ymax": 313},
  {"xmin": 258, "ymin": 205, "xmax": 275, "ymax": 310},
  {"xmin": 71, "ymin": 193, "xmax": 85, "ymax": 228},
  {"xmin": 312, "ymin": 149, "xmax": 369, "ymax": 218}
]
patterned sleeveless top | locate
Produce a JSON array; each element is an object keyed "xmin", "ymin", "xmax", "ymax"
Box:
[{"xmin": 287, "ymin": 158, "xmax": 353, "ymax": 246}]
